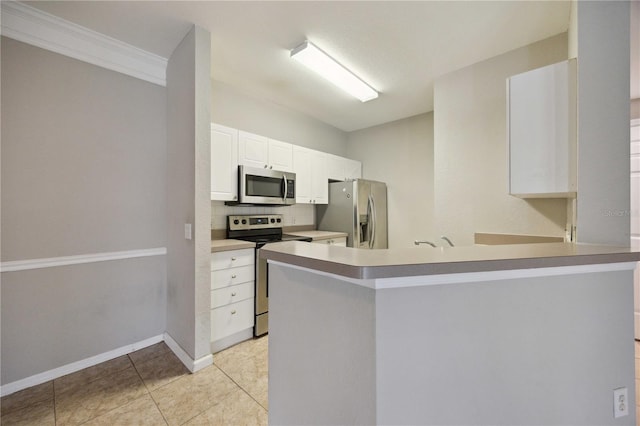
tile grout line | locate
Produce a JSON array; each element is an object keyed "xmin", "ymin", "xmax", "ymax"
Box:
[
  {"xmin": 128, "ymin": 353, "xmax": 170, "ymax": 426},
  {"xmin": 214, "ymin": 362, "xmax": 269, "ymax": 412},
  {"xmin": 52, "ymin": 381, "xmax": 58, "ymax": 425}
]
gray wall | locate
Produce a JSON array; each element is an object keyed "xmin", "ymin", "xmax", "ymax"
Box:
[
  {"xmin": 347, "ymin": 113, "xmax": 434, "ymax": 248},
  {"xmin": 165, "ymin": 26, "xmax": 212, "ymax": 362},
  {"xmin": 211, "ymin": 80, "xmax": 348, "ymax": 156},
  {"xmin": 576, "ymin": 1, "xmax": 630, "ymax": 245},
  {"xmin": 433, "ymin": 33, "xmax": 569, "ymax": 246},
  {"xmin": 1, "ymin": 37, "xmax": 167, "ymax": 384}
]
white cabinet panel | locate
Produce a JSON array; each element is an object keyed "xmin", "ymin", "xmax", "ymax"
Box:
[
  {"xmin": 327, "ymin": 154, "xmax": 362, "ymax": 182},
  {"xmin": 293, "ymin": 146, "xmax": 313, "ymax": 203},
  {"xmin": 211, "ymin": 123, "xmax": 238, "ymax": 201},
  {"xmin": 210, "ymin": 247, "xmax": 255, "ymax": 349},
  {"xmin": 238, "ymin": 131, "xmax": 293, "ymax": 172},
  {"xmin": 211, "ymin": 248, "xmax": 254, "ymax": 271},
  {"xmin": 294, "ymin": 147, "xmax": 328, "ymax": 204},
  {"xmin": 268, "ymin": 139, "xmax": 293, "ymax": 172},
  {"xmin": 327, "ymin": 154, "xmax": 345, "ymax": 181},
  {"xmin": 211, "ymin": 298, "xmax": 254, "ymax": 341},
  {"xmin": 508, "ymin": 59, "xmax": 576, "ymax": 198},
  {"xmin": 344, "ymin": 158, "xmax": 362, "ymax": 181},
  {"xmin": 211, "ymin": 282, "xmax": 254, "ymax": 309},
  {"xmin": 211, "ymin": 265, "xmax": 254, "ymax": 290},
  {"xmin": 238, "ymin": 131, "xmax": 269, "ymax": 169}
]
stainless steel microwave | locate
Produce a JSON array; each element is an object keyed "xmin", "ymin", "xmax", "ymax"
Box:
[{"xmin": 229, "ymin": 165, "xmax": 296, "ymax": 206}]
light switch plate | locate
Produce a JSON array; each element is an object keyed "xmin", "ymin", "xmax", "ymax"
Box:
[{"xmin": 184, "ymin": 223, "xmax": 192, "ymax": 240}]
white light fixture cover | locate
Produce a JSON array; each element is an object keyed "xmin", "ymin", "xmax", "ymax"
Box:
[{"xmin": 291, "ymin": 40, "xmax": 378, "ymax": 102}]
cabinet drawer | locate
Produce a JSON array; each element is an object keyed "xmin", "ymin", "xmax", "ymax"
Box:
[
  {"xmin": 211, "ymin": 298, "xmax": 254, "ymax": 341},
  {"xmin": 211, "ymin": 249, "xmax": 254, "ymax": 271},
  {"xmin": 211, "ymin": 265, "xmax": 254, "ymax": 290},
  {"xmin": 211, "ymin": 282, "xmax": 254, "ymax": 309}
]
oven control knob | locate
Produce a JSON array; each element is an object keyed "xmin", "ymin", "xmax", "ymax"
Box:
[
  {"xmin": 233, "ymin": 219, "xmax": 239, "ymax": 225},
  {"xmin": 276, "ymin": 218, "xmax": 282, "ymax": 223},
  {"xmin": 241, "ymin": 219, "xmax": 247, "ymax": 225},
  {"xmin": 270, "ymin": 218, "xmax": 275, "ymax": 223}
]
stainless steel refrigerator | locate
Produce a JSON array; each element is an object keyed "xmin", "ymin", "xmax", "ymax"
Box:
[{"xmin": 316, "ymin": 179, "xmax": 388, "ymax": 249}]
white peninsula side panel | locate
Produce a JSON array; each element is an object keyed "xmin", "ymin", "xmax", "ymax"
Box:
[{"xmin": 267, "ymin": 260, "xmax": 636, "ymax": 425}]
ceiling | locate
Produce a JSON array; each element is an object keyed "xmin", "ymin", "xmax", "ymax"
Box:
[{"xmin": 23, "ymin": 1, "xmax": 635, "ymax": 132}]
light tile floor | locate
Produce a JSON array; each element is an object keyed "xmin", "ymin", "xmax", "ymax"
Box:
[
  {"xmin": 4, "ymin": 338, "xmax": 640, "ymax": 424},
  {"xmin": 0, "ymin": 336, "xmax": 268, "ymax": 425}
]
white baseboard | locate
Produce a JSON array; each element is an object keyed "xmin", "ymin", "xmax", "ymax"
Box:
[
  {"xmin": 0, "ymin": 334, "xmax": 163, "ymax": 397},
  {"xmin": 163, "ymin": 332, "xmax": 213, "ymax": 373}
]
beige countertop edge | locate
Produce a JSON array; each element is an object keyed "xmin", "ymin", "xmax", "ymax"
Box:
[
  {"xmin": 285, "ymin": 230, "xmax": 348, "ymax": 240},
  {"xmin": 211, "ymin": 239, "xmax": 256, "ymax": 253},
  {"xmin": 259, "ymin": 242, "xmax": 640, "ymax": 280}
]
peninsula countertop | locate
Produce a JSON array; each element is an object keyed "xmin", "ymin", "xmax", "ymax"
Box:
[{"xmin": 259, "ymin": 241, "xmax": 640, "ymax": 279}]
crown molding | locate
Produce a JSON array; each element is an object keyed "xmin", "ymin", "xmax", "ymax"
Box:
[{"xmin": 1, "ymin": 1, "xmax": 167, "ymax": 86}]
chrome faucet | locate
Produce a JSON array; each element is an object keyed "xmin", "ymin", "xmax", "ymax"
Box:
[
  {"xmin": 414, "ymin": 240, "xmax": 437, "ymax": 247},
  {"xmin": 440, "ymin": 236, "xmax": 454, "ymax": 247}
]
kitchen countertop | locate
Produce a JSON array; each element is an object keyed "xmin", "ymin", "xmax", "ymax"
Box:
[
  {"xmin": 211, "ymin": 239, "xmax": 256, "ymax": 253},
  {"xmin": 285, "ymin": 230, "xmax": 348, "ymax": 240},
  {"xmin": 260, "ymin": 241, "xmax": 640, "ymax": 280}
]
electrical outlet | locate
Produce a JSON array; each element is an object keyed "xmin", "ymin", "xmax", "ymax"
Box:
[{"xmin": 613, "ymin": 387, "xmax": 628, "ymax": 418}]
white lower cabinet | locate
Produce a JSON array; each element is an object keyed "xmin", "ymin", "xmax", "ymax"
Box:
[
  {"xmin": 211, "ymin": 282, "xmax": 254, "ymax": 309},
  {"xmin": 211, "ymin": 248, "xmax": 255, "ymax": 351},
  {"xmin": 312, "ymin": 236, "xmax": 347, "ymax": 246},
  {"xmin": 211, "ymin": 298, "xmax": 254, "ymax": 342}
]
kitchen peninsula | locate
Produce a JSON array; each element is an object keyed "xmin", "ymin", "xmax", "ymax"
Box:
[{"xmin": 261, "ymin": 242, "xmax": 640, "ymax": 425}]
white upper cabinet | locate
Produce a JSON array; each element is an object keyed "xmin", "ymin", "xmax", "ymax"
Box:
[
  {"xmin": 211, "ymin": 123, "xmax": 238, "ymax": 201},
  {"xmin": 293, "ymin": 146, "xmax": 328, "ymax": 204},
  {"xmin": 238, "ymin": 131, "xmax": 293, "ymax": 172},
  {"xmin": 508, "ymin": 59, "xmax": 577, "ymax": 198},
  {"xmin": 311, "ymin": 151, "xmax": 328, "ymax": 204},
  {"xmin": 293, "ymin": 146, "xmax": 313, "ymax": 203},
  {"xmin": 344, "ymin": 158, "xmax": 362, "ymax": 181},
  {"xmin": 327, "ymin": 154, "xmax": 362, "ymax": 181}
]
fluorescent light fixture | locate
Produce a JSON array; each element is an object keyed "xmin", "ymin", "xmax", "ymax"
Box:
[{"xmin": 291, "ymin": 40, "xmax": 378, "ymax": 102}]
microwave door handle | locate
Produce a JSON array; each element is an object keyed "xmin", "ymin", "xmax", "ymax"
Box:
[{"xmin": 282, "ymin": 175, "xmax": 288, "ymax": 203}]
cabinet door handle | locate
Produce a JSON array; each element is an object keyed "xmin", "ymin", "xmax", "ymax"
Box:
[
  {"xmin": 231, "ymin": 310, "xmax": 237, "ymax": 315},
  {"xmin": 269, "ymin": 165, "xmax": 273, "ymax": 169},
  {"xmin": 231, "ymin": 274, "xmax": 237, "ymax": 279},
  {"xmin": 231, "ymin": 257, "xmax": 236, "ymax": 261},
  {"xmin": 263, "ymin": 165, "xmax": 268, "ymax": 168},
  {"xmin": 231, "ymin": 292, "xmax": 237, "ymax": 297}
]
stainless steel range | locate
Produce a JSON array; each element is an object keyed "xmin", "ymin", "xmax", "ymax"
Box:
[{"xmin": 227, "ymin": 214, "xmax": 311, "ymax": 336}]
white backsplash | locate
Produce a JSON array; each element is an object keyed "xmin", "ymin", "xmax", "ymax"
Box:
[{"xmin": 211, "ymin": 201, "xmax": 315, "ymax": 230}]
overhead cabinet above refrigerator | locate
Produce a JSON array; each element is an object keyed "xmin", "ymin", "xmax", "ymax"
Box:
[{"xmin": 507, "ymin": 59, "xmax": 577, "ymax": 198}]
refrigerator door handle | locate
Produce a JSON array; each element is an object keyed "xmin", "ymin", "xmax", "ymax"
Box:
[{"xmin": 369, "ymin": 194, "xmax": 377, "ymax": 248}]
